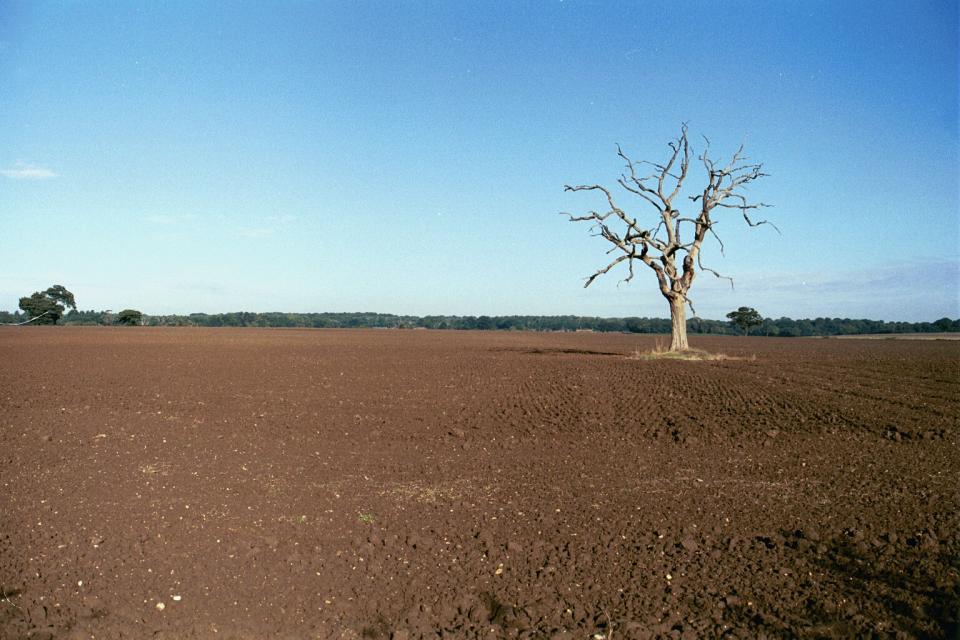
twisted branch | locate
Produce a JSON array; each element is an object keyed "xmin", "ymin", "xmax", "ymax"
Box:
[
  {"xmin": 2, "ymin": 311, "xmax": 53, "ymax": 326},
  {"xmin": 564, "ymin": 125, "xmax": 771, "ymax": 312}
]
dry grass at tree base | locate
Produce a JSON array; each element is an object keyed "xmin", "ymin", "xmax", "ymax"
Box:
[{"xmin": 629, "ymin": 338, "xmax": 750, "ymax": 361}]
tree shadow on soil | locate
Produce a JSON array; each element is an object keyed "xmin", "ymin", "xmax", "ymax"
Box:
[{"xmin": 513, "ymin": 347, "xmax": 623, "ymax": 357}]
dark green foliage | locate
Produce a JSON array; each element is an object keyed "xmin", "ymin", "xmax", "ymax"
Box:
[
  {"xmin": 933, "ymin": 317, "xmax": 959, "ymax": 331},
  {"xmin": 17, "ymin": 285, "xmax": 77, "ymax": 325},
  {"xmin": 726, "ymin": 307, "xmax": 764, "ymax": 336},
  {"xmin": 130, "ymin": 312, "xmax": 957, "ymax": 335},
  {"xmin": 3, "ymin": 300, "xmax": 957, "ymax": 335},
  {"xmin": 44, "ymin": 285, "xmax": 77, "ymax": 311},
  {"xmin": 18, "ymin": 293, "xmax": 62, "ymax": 324},
  {"xmin": 62, "ymin": 309, "xmax": 108, "ymax": 325},
  {"xmin": 116, "ymin": 309, "xmax": 143, "ymax": 326}
]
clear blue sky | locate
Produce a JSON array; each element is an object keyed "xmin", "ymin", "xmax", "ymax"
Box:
[{"xmin": 1, "ymin": 0, "xmax": 957, "ymax": 321}]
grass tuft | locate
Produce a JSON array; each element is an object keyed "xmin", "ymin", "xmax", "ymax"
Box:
[{"xmin": 629, "ymin": 337, "xmax": 749, "ymax": 361}]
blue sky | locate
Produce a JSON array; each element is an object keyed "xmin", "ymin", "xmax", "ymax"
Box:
[{"xmin": 1, "ymin": 0, "xmax": 957, "ymax": 321}]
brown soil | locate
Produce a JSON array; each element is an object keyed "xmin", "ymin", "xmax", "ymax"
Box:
[
  {"xmin": 826, "ymin": 333, "xmax": 960, "ymax": 341},
  {"xmin": 1, "ymin": 328, "xmax": 957, "ymax": 639}
]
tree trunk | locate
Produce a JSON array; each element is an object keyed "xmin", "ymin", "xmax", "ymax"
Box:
[{"xmin": 669, "ymin": 296, "xmax": 689, "ymax": 351}]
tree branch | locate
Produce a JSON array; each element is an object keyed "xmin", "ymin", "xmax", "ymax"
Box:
[
  {"xmin": 584, "ymin": 253, "xmax": 632, "ymax": 288},
  {"xmin": 2, "ymin": 310, "xmax": 53, "ymax": 326},
  {"xmin": 697, "ymin": 254, "xmax": 734, "ymax": 289},
  {"xmin": 663, "ymin": 124, "xmax": 690, "ymax": 206},
  {"xmin": 564, "ymin": 125, "xmax": 771, "ymax": 317},
  {"xmin": 707, "ymin": 224, "xmax": 726, "ymax": 256}
]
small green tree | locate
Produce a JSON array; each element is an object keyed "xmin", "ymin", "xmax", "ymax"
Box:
[
  {"xmin": 18, "ymin": 285, "xmax": 77, "ymax": 325},
  {"xmin": 116, "ymin": 309, "xmax": 143, "ymax": 326},
  {"xmin": 726, "ymin": 306, "xmax": 763, "ymax": 336}
]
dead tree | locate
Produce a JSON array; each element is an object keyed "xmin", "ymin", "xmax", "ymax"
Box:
[{"xmin": 563, "ymin": 124, "xmax": 774, "ymax": 351}]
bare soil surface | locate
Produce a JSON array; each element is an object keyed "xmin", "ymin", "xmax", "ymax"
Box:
[
  {"xmin": 826, "ymin": 334, "xmax": 960, "ymax": 341},
  {"xmin": 1, "ymin": 328, "xmax": 957, "ymax": 639}
]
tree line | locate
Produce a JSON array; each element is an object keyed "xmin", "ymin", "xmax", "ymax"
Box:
[
  {"xmin": 5, "ymin": 128, "xmax": 956, "ymax": 347},
  {"xmin": 2, "ymin": 308, "xmax": 955, "ymax": 336}
]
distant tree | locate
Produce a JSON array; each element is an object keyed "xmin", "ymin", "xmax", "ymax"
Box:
[
  {"xmin": 18, "ymin": 285, "xmax": 77, "ymax": 325},
  {"xmin": 933, "ymin": 317, "xmax": 958, "ymax": 332},
  {"xmin": 83, "ymin": 310, "xmax": 958, "ymax": 335},
  {"xmin": 116, "ymin": 309, "xmax": 143, "ymax": 326},
  {"xmin": 726, "ymin": 307, "xmax": 763, "ymax": 336},
  {"xmin": 564, "ymin": 125, "xmax": 773, "ymax": 351},
  {"xmin": 63, "ymin": 309, "xmax": 108, "ymax": 325},
  {"xmin": 18, "ymin": 293, "xmax": 59, "ymax": 324},
  {"xmin": 759, "ymin": 317, "xmax": 778, "ymax": 336}
]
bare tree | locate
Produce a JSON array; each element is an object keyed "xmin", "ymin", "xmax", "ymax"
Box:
[{"xmin": 563, "ymin": 124, "xmax": 774, "ymax": 351}]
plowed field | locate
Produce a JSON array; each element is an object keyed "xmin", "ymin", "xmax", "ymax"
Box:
[{"xmin": 1, "ymin": 328, "xmax": 957, "ymax": 639}]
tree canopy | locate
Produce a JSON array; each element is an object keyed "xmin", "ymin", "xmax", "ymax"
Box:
[
  {"xmin": 45, "ymin": 285, "xmax": 77, "ymax": 310},
  {"xmin": 3, "ymin": 304, "xmax": 957, "ymax": 336},
  {"xmin": 726, "ymin": 307, "xmax": 763, "ymax": 336},
  {"xmin": 17, "ymin": 285, "xmax": 77, "ymax": 325},
  {"xmin": 116, "ymin": 309, "xmax": 143, "ymax": 326}
]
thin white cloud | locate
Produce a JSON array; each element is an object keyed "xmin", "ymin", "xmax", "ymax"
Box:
[
  {"xmin": 1, "ymin": 163, "xmax": 58, "ymax": 180},
  {"xmin": 143, "ymin": 212, "xmax": 296, "ymax": 238},
  {"xmin": 576, "ymin": 259, "xmax": 960, "ymax": 321},
  {"xmin": 693, "ymin": 259, "xmax": 960, "ymax": 320},
  {"xmin": 144, "ymin": 214, "xmax": 179, "ymax": 224},
  {"xmin": 234, "ymin": 214, "xmax": 297, "ymax": 238},
  {"xmin": 237, "ymin": 227, "xmax": 275, "ymax": 238},
  {"xmin": 143, "ymin": 213, "xmax": 199, "ymax": 224}
]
